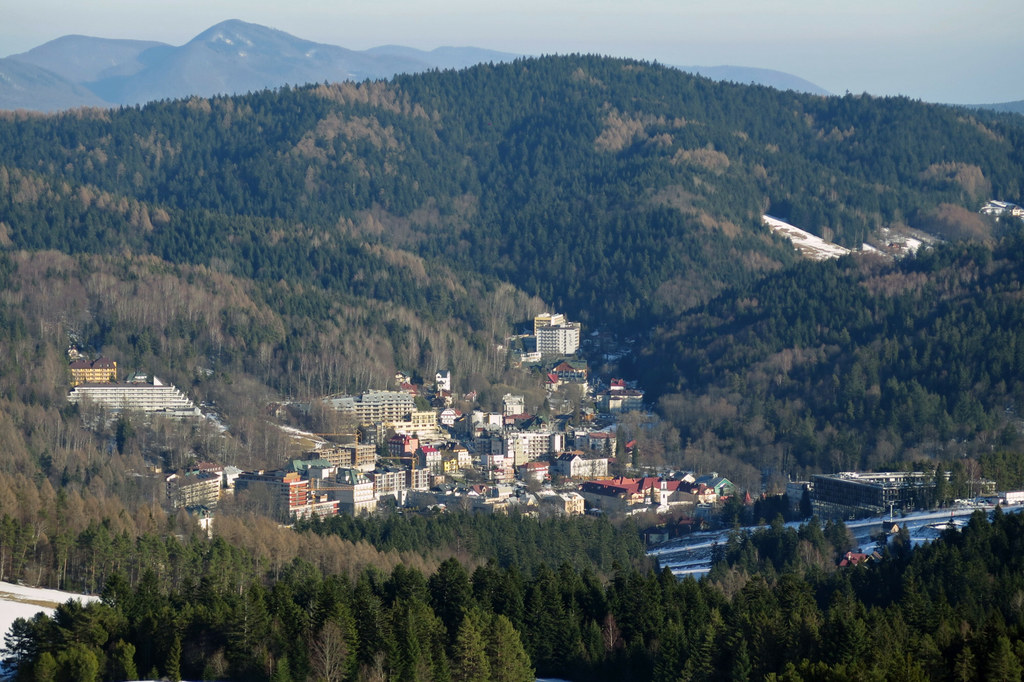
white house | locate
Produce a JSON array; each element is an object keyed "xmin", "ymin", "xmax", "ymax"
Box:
[{"xmin": 435, "ymin": 369, "xmax": 451, "ymax": 392}]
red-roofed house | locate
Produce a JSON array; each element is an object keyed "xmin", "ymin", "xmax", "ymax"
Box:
[
  {"xmin": 838, "ymin": 551, "xmax": 880, "ymax": 567},
  {"xmin": 518, "ymin": 460, "xmax": 551, "ymax": 484},
  {"xmin": 580, "ymin": 477, "xmax": 644, "ymax": 512}
]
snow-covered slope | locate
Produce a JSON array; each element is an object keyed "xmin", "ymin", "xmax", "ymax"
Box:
[
  {"xmin": 763, "ymin": 214, "xmax": 852, "ymax": 260},
  {"xmin": 0, "ymin": 581, "xmax": 99, "ymax": 639}
]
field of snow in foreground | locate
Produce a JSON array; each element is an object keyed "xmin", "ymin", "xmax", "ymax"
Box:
[
  {"xmin": 0, "ymin": 581, "xmax": 99, "ymax": 642},
  {"xmin": 763, "ymin": 215, "xmax": 852, "ymax": 261}
]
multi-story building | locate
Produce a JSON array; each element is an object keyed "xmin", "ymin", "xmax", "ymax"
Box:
[
  {"xmin": 552, "ymin": 451, "xmax": 609, "ymax": 479},
  {"xmin": 580, "ymin": 478, "xmax": 645, "ymax": 512},
  {"xmin": 236, "ymin": 470, "xmax": 308, "ymax": 516},
  {"xmin": 581, "ymin": 431, "xmax": 617, "ymax": 455},
  {"xmin": 69, "ymin": 357, "xmax": 118, "ymax": 386},
  {"xmin": 811, "ymin": 472, "xmax": 939, "ymax": 519},
  {"xmin": 505, "ymin": 431, "xmax": 562, "ymax": 466},
  {"xmin": 67, "ymin": 375, "xmax": 199, "ymax": 417},
  {"xmin": 598, "ymin": 379, "xmax": 644, "ymax": 413},
  {"xmin": 435, "ymin": 369, "xmax": 451, "ymax": 392},
  {"xmin": 540, "ymin": 491, "xmax": 585, "ymax": 515},
  {"xmin": 408, "ymin": 466, "xmax": 430, "ymax": 491},
  {"xmin": 326, "ymin": 390, "xmax": 415, "ymax": 425},
  {"xmin": 502, "ymin": 394, "xmax": 526, "ymax": 416},
  {"xmin": 319, "ymin": 443, "xmax": 377, "ymax": 471},
  {"xmin": 518, "ymin": 460, "xmax": 551, "ymax": 484},
  {"xmin": 439, "ymin": 408, "xmax": 462, "ymax": 428},
  {"xmin": 550, "ymin": 360, "xmax": 589, "ymax": 385},
  {"xmin": 441, "ymin": 445, "xmax": 472, "ymax": 471},
  {"xmin": 370, "ymin": 467, "xmax": 408, "ymax": 502},
  {"xmin": 536, "ymin": 322, "xmax": 581, "ymax": 356},
  {"xmin": 386, "ymin": 410, "xmax": 442, "ymax": 441},
  {"xmin": 533, "ymin": 313, "xmax": 566, "ymax": 335},
  {"xmin": 166, "ymin": 471, "xmax": 221, "ymax": 509},
  {"xmin": 388, "ymin": 434, "xmax": 419, "ymax": 466},
  {"xmin": 235, "ymin": 470, "xmax": 338, "ymax": 520},
  {"xmin": 334, "ymin": 468, "xmax": 376, "ymax": 515},
  {"xmin": 418, "ymin": 446, "xmax": 443, "ymax": 473}
]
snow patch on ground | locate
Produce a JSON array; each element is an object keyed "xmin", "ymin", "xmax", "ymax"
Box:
[
  {"xmin": 763, "ymin": 215, "xmax": 851, "ymax": 261},
  {"xmin": 0, "ymin": 581, "xmax": 99, "ymax": 639}
]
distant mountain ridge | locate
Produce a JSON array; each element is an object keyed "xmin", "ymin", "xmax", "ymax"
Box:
[
  {"xmin": 973, "ymin": 100, "xmax": 1024, "ymax": 115},
  {"xmin": 0, "ymin": 20, "xmax": 524, "ymax": 112},
  {"xmin": 677, "ymin": 65, "xmax": 830, "ymax": 96},
  {"xmin": 1, "ymin": 19, "xmax": 833, "ymax": 112}
]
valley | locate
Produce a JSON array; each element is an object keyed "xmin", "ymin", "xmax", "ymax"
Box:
[{"xmin": 0, "ymin": 54, "xmax": 1023, "ymax": 680}]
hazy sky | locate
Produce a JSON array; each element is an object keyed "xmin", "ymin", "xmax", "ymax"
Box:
[{"xmin": 3, "ymin": 0, "xmax": 1022, "ymax": 104}]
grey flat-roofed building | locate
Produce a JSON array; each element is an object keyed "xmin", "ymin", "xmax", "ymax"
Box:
[{"xmin": 812, "ymin": 471, "xmax": 937, "ymax": 519}]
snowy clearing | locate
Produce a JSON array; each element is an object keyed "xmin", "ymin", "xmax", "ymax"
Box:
[
  {"xmin": 0, "ymin": 581, "xmax": 99, "ymax": 642},
  {"xmin": 763, "ymin": 215, "xmax": 851, "ymax": 261}
]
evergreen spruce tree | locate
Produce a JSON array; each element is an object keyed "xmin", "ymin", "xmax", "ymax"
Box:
[
  {"xmin": 271, "ymin": 654, "xmax": 293, "ymax": 682},
  {"xmin": 55, "ymin": 643, "xmax": 99, "ymax": 682},
  {"xmin": 110, "ymin": 640, "xmax": 138, "ymax": 682},
  {"xmin": 953, "ymin": 645, "xmax": 976, "ymax": 682},
  {"xmin": 165, "ymin": 634, "xmax": 181, "ymax": 682},
  {"xmin": 32, "ymin": 651, "xmax": 57, "ymax": 682},
  {"xmin": 451, "ymin": 610, "xmax": 490, "ymax": 682},
  {"xmin": 486, "ymin": 614, "xmax": 534, "ymax": 682},
  {"xmin": 987, "ymin": 636, "xmax": 1023, "ymax": 682}
]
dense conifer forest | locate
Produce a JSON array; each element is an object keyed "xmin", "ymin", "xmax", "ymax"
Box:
[
  {"xmin": 10, "ymin": 507, "xmax": 1024, "ymax": 680},
  {"xmin": 2, "ymin": 54, "xmax": 1024, "ymax": 679}
]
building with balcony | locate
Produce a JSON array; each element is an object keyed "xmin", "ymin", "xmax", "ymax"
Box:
[
  {"xmin": 166, "ymin": 471, "xmax": 221, "ymax": 510},
  {"xmin": 68, "ymin": 375, "xmax": 199, "ymax": 417},
  {"xmin": 326, "ymin": 390, "xmax": 416, "ymax": 425},
  {"xmin": 536, "ymin": 322, "xmax": 581, "ymax": 356}
]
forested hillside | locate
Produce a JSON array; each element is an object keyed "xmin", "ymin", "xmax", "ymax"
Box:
[
  {"xmin": 11, "ymin": 503, "xmax": 1024, "ymax": 681},
  {"xmin": 2, "ymin": 55, "xmax": 1022, "ymax": 344},
  {"xmin": 0, "ymin": 54, "xmax": 1022, "ymax": 494},
  {"xmin": 3, "ymin": 53, "xmax": 1024, "ymax": 681},
  {"xmin": 637, "ymin": 236, "xmax": 1024, "ymax": 483}
]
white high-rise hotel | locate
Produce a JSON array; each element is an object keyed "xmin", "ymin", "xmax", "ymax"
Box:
[{"xmin": 534, "ymin": 312, "xmax": 580, "ymax": 355}]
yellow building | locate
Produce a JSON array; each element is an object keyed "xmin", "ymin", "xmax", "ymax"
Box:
[{"xmin": 69, "ymin": 357, "xmax": 117, "ymax": 386}]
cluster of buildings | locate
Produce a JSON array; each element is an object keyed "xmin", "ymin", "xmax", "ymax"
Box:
[
  {"xmin": 161, "ymin": 353, "xmax": 668, "ymax": 520},
  {"xmin": 66, "ymin": 351, "xmax": 201, "ymax": 418},
  {"xmin": 980, "ymin": 199, "xmax": 1024, "ymax": 220},
  {"xmin": 581, "ymin": 473, "xmax": 736, "ymax": 514},
  {"xmin": 79, "ymin": 314, "xmax": 744, "ymax": 524}
]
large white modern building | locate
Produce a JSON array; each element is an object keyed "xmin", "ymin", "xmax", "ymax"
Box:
[
  {"xmin": 536, "ymin": 321, "xmax": 581, "ymax": 355},
  {"xmin": 505, "ymin": 431, "xmax": 564, "ymax": 465},
  {"xmin": 326, "ymin": 390, "xmax": 416, "ymax": 425},
  {"xmin": 67, "ymin": 376, "xmax": 199, "ymax": 417},
  {"xmin": 534, "ymin": 313, "xmax": 566, "ymax": 335}
]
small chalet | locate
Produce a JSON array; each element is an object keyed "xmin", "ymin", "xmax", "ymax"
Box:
[
  {"xmin": 839, "ymin": 550, "xmax": 881, "ymax": 567},
  {"xmin": 439, "ymin": 408, "xmax": 462, "ymax": 428}
]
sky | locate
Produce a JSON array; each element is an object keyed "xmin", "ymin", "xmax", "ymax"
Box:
[{"xmin": 2, "ymin": 0, "xmax": 1022, "ymax": 104}]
